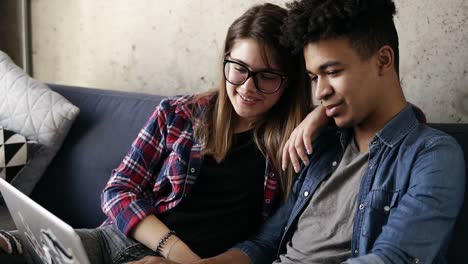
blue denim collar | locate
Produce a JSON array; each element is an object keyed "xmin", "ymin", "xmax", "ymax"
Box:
[
  {"xmin": 336, "ymin": 104, "xmax": 419, "ymax": 150},
  {"xmin": 376, "ymin": 104, "xmax": 419, "ymax": 148}
]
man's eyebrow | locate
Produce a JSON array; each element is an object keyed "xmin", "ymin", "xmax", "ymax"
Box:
[
  {"xmin": 318, "ymin": 61, "xmax": 343, "ymax": 71},
  {"xmin": 307, "ymin": 61, "xmax": 343, "ymax": 75}
]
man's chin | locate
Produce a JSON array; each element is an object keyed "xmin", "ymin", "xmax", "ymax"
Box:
[{"xmin": 333, "ymin": 117, "xmax": 353, "ymax": 128}]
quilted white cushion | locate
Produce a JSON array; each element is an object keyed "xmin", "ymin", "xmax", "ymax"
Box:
[{"xmin": 0, "ymin": 50, "xmax": 79, "ymax": 196}]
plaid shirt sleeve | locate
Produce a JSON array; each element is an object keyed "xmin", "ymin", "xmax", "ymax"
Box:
[
  {"xmin": 101, "ymin": 98, "xmax": 171, "ymax": 235},
  {"xmin": 100, "ymin": 95, "xmax": 282, "ymax": 235}
]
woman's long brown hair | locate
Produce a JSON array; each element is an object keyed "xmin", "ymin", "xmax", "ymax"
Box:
[{"xmin": 191, "ymin": 3, "xmax": 312, "ymax": 200}]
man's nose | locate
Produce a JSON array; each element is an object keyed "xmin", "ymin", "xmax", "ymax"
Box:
[{"xmin": 314, "ymin": 77, "xmax": 333, "ymax": 101}]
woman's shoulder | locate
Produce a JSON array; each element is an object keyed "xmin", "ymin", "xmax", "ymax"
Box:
[
  {"xmin": 158, "ymin": 95, "xmax": 192, "ymax": 109},
  {"xmin": 157, "ymin": 95, "xmax": 195, "ymax": 119},
  {"xmin": 158, "ymin": 93, "xmax": 215, "ymax": 120}
]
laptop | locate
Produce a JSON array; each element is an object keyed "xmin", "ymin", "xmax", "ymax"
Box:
[{"xmin": 0, "ymin": 178, "xmax": 90, "ymax": 264}]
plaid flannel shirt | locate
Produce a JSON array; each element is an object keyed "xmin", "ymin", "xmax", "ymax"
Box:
[{"xmin": 101, "ymin": 95, "xmax": 280, "ymax": 235}]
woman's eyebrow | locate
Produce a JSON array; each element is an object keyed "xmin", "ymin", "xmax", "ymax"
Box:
[
  {"xmin": 227, "ymin": 57, "xmax": 250, "ymax": 67},
  {"xmin": 228, "ymin": 56, "xmax": 282, "ymax": 72}
]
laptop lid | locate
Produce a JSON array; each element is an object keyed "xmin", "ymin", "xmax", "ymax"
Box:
[{"xmin": 0, "ymin": 178, "xmax": 90, "ymax": 264}]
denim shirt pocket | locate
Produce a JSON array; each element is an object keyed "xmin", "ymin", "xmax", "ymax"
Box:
[{"xmin": 361, "ymin": 189, "xmax": 400, "ymax": 240}]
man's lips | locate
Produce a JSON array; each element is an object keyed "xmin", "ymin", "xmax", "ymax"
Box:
[{"xmin": 324, "ymin": 102, "xmax": 343, "ymax": 117}]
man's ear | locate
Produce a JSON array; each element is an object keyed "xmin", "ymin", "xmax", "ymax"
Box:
[{"xmin": 376, "ymin": 45, "xmax": 394, "ymax": 75}]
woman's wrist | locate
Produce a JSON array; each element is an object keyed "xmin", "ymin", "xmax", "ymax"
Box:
[
  {"xmin": 159, "ymin": 234, "xmax": 179, "ymax": 258},
  {"xmin": 165, "ymin": 238, "xmax": 201, "ymax": 263},
  {"xmin": 156, "ymin": 230, "xmax": 177, "ymax": 257}
]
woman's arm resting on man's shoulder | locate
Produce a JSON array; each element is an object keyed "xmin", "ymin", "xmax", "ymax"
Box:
[{"xmin": 282, "ymin": 104, "xmax": 328, "ymax": 173}]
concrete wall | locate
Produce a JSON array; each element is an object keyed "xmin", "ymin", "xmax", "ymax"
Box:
[
  {"xmin": 29, "ymin": 0, "xmax": 468, "ymax": 123},
  {"xmin": 396, "ymin": 0, "xmax": 468, "ymax": 122},
  {"xmin": 0, "ymin": 0, "xmax": 22, "ymax": 66},
  {"xmin": 30, "ymin": 0, "xmax": 286, "ymax": 95}
]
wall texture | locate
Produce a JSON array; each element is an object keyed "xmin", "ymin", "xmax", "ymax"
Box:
[
  {"xmin": 0, "ymin": 0, "xmax": 21, "ymax": 66},
  {"xmin": 396, "ymin": 0, "xmax": 468, "ymax": 123},
  {"xmin": 29, "ymin": 0, "xmax": 468, "ymax": 122}
]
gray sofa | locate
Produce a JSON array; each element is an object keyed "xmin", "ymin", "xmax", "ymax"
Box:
[
  {"xmin": 31, "ymin": 84, "xmax": 164, "ymax": 229},
  {"xmin": 7, "ymin": 84, "xmax": 468, "ymax": 262}
]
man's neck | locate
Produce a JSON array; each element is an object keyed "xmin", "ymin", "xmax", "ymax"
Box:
[{"xmin": 353, "ymin": 99, "xmax": 408, "ymax": 153}]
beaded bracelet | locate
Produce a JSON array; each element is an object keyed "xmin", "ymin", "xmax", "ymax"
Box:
[{"xmin": 155, "ymin": 230, "xmax": 176, "ymax": 256}]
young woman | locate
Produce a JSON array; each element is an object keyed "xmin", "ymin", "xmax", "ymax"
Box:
[{"xmin": 0, "ymin": 3, "xmax": 313, "ymax": 264}]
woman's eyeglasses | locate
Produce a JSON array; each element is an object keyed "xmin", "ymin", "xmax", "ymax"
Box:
[{"xmin": 223, "ymin": 59, "xmax": 287, "ymax": 94}]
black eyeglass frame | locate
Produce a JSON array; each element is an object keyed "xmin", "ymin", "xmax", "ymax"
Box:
[{"xmin": 223, "ymin": 59, "xmax": 288, "ymax": 94}]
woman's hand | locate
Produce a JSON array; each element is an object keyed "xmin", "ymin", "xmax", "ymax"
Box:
[
  {"xmin": 282, "ymin": 105, "xmax": 328, "ymax": 173},
  {"xmin": 164, "ymin": 237, "xmax": 201, "ymax": 263}
]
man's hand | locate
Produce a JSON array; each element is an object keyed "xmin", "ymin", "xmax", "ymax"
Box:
[
  {"xmin": 282, "ymin": 105, "xmax": 328, "ymax": 173},
  {"xmin": 126, "ymin": 256, "xmax": 182, "ymax": 264},
  {"xmin": 192, "ymin": 249, "xmax": 251, "ymax": 264}
]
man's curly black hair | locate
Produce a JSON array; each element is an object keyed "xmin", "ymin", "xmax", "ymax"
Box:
[{"xmin": 282, "ymin": 0, "xmax": 400, "ymax": 74}]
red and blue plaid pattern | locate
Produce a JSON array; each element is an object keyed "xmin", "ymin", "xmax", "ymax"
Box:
[{"xmin": 101, "ymin": 95, "xmax": 280, "ymax": 235}]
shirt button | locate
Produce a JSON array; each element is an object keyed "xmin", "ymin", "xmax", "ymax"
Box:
[
  {"xmin": 354, "ymin": 249, "xmax": 359, "ymax": 255},
  {"xmin": 414, "ymin": 258, "xmax": 420, "ymax": 264},
  {"xmin": 384, "ymin": 205, "xmax": 391, "ymax": 212},
  {"xmin": 332, "ymin": 161, "xmax": 338, "ymax": 167},
  {"xmin": 359, "ymin": 203, "xmax": 365, "ymax": 210},
  {"xmin": 190, "ymin": 168, "xmax": 195, "ymax": 173},
  {"xmin": 304, "ymin": 191, "xmax": 309, "ymax": 197}
]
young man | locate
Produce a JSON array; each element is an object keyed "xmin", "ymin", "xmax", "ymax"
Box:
[
  {"xmin": 128, "ymin": 0, "xmax": 465, "ymax": 264},
  {"xmin": 199, "ymin": 0, "xmax": 465, "ymax": 263}
]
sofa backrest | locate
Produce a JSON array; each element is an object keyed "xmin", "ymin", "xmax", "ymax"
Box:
[
  {"xmin": 30, "ymin": 85, "xmax": 467, "ymax": 261},
  {"xmin": 31, "ymin": 84, "xmax": 164, "ymax": 228}
]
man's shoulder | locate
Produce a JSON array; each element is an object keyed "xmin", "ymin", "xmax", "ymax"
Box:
[
  {"xmin": 396, "ymin": 123, "xmax": 465, "ymax": 169},
  {"xmin": 406, "ymin": 123, "xmax": 462, "ymax": 150}
]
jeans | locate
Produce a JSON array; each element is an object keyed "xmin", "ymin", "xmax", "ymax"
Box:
[
  {"xmin": 78, "ymin": 224, "xmax": 157, "ymax": 263},
  {"xmin": 1, "ymin": 224, "xmax": 157, "ymax": 264}
]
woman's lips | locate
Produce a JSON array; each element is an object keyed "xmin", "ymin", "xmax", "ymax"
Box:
[{"xmin": 238, "ymin": 93, "xmax": 260, "ymax": 105}]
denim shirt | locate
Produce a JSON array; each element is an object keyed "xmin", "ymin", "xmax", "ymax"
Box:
[{"xmin": 234, "ymin": 105, "xmax": 465, "ymax": 264}]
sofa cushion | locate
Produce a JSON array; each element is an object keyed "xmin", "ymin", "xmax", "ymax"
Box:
[
  {"xmin": 31, "ymin": 85, "xmax": 165, "ymax": 228},
  {"xmin": 0, "ymin": 127, "xmax": 35, "ymax": 182},
  {"xmin": 0, "ymin": 51, "xmax": 80, "ymax": 198}
]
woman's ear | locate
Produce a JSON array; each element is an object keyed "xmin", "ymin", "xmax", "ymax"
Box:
[{"xmin": 376, "ymin": 45, "xmax": 394, "ymax": 75}]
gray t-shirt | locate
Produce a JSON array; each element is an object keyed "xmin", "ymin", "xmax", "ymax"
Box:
[{"xmin": 274, "ymin": 139, "xmax": 369, "ymax": 264}]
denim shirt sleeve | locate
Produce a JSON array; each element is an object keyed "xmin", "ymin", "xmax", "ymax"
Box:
[
  {"xmin": 231, "ymin": 175, "xmax": 302, "ymax": 264},
  {"xmin": 369, "ymin": 135, "xmax": 465, "ymax": 263}
]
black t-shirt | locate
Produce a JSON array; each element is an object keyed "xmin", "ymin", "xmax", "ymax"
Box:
[{"xmin": 159, "ymin": 130, "xmax": 266, "ymax": 257}]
